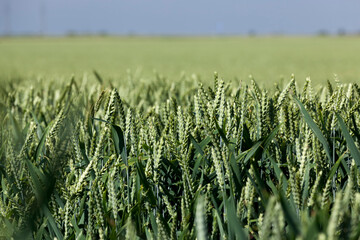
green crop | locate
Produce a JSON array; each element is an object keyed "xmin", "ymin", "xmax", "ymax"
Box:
[
  {"xmin": 1, "ymin": 36, "xmax": 360, "ymax": 87},
  {"xmin": 0, "ymin": 72, "xmax": 360, "ymax": 239}
]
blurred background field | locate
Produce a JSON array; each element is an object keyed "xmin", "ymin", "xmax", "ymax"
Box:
[{"xmin": 1, "ymin": 36, "xmax": 360, "ymax": 87}]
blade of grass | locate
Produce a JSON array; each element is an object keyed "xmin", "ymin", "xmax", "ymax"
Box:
[
  {"xmin": 337, "ymin": 114, "xmax": 360, "ymax": 167},
  {"xmin": 93, "ymin": 70, "xmax": 104, "ymax": 84},
  {"xmin": 294, "ymin": 96, "xmax": 332, "ymax": 164}
]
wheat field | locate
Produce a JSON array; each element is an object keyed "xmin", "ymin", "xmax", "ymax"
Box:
[
  {"xmin": 1, "ymin": 69, "xmax": 360, "ymax": 239},
  {"xmin": 1, "ymin": 36, "xmax": 360, "ymax": 87}
]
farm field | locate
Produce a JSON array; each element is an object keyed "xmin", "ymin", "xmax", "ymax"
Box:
[
  {"xmin": 1, "ymin": 36, "xmax": 360, "ymax": 87},
  {"xmin": 1, "ymin": 37, "xmax": 360, "ymax": 239}
]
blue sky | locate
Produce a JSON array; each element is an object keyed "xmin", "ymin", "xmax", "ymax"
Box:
[{"xmin": 1, "ymin": 0, "xmax": 360, "ymax": 36}]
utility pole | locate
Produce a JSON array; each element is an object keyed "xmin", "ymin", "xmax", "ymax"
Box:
[{"xmin": 40, "ymin": 0, "xmax": 46, "ymax": 35}]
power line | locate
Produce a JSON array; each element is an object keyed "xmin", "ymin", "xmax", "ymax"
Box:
[{"xmin": 40, "ymin": 0, "xmax": 46, "ymax": 35}]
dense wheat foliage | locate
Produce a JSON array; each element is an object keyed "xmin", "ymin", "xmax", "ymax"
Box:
[{"xmin": 1, "ymin": 73, "xmax": 360, "ymax": 239}]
